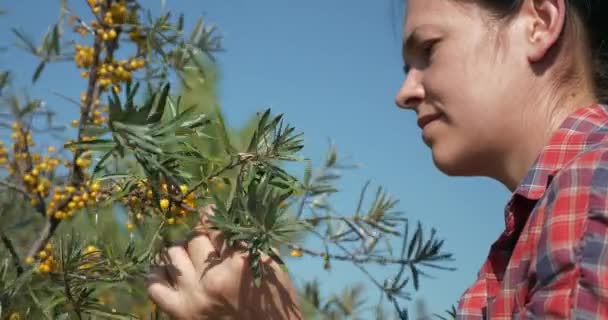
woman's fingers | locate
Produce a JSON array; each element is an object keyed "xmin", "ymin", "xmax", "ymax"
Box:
[
  {"xmin": 146, "ymin": 265, "xmax": 183, "ymax": 313},
  {"xmin": 188, "ymin": 204, "xmax": 225, "ymax": 271},
  {"xmin": 166, "ymin": 245, "xmax": 197, "ymax": 284},
  {"xmin": 187, "ymin": 233, "xmax": 219, "ymax": 272},
  {"xmin": 151, "ymin": 244, "xmax": 197, "ymax": 287}
]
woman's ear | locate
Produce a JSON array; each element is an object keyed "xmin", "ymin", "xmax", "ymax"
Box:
[{"xmin": 521, "ymin": 0, "xmax": 567, "ymax": 62}]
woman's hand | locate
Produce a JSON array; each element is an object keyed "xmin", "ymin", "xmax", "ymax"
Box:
[{"xmin": 146, "ymin": 205, "xmax": 302, "ymax": 320}]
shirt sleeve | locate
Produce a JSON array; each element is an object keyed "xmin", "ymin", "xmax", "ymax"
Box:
[{"xmin": 526, "ymin": 151, "xmax": 608, "ymax": 318}]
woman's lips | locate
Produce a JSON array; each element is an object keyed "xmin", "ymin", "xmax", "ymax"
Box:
[{"xmin": 417, "ymin": 113, "xmax": 443, "ymax": 130}]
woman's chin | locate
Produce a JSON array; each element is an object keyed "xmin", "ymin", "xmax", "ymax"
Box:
[{"xmin": 430, "ymin": 145, "xmax": 478, "ymax": 177}]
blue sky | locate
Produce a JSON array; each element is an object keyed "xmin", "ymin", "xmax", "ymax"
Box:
[{"xmin": 0, "ymin": 0, "xmax": 512, "ymax": 316}]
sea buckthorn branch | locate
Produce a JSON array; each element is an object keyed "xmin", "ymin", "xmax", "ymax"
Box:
[
  {"xmin": 23, "ymin": 0, "xmax": 140, "ymax": 265},
  {"xmin": 284, "ymin": 147, "xmax": 454, "ymax": 319}
]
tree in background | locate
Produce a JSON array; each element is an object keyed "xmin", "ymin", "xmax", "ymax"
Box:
[{"xmin": 0, "ymin": 1, "xmax": 455, "ymax": 319}]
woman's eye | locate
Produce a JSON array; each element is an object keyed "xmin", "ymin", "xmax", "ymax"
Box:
[{"xmin": 422, "ymin": 42, "xmax": 436, "ymax": 60}]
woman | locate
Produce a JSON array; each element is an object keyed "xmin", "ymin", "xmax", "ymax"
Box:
[{"xmin": 146, "ymin": 0, "xmax": 608, "ymax": 318}]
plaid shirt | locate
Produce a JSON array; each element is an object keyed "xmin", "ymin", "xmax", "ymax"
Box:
[{"xmin": 457, "ymin": 104, "xmax": 608, "ymax": 319}]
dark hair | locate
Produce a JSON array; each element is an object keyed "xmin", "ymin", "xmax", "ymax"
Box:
[{"xmin": 475, "ymin": 0, "xmax": 608, "ymax": 103}]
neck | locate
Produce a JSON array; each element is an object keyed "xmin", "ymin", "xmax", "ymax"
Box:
[{"xmin": 495, "ymin": 88, "xmax": 597, "ymax": 192}]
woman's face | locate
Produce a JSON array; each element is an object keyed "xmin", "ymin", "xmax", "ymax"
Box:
[{"xmin": 396, "ymin": 0, "xmax": 532, "ymax": 177}]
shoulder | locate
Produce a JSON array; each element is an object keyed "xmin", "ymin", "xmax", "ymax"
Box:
[{"xmin": 547, "ymin": 142, "xmax": 608, "ymax": 204}]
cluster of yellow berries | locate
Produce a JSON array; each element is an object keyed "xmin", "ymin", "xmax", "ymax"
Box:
[
  {"xmin": 106, "ymin": 2, "xmax": 128, "ymax": 25},
  {"xmin": 23, "ymin": 171, "xmax": 51, "ymax": 198},
  {"xmin": 97, "ymin": 58, "xmax": 145, "ymax": 92},
  {"xmin": 91, "ymin": 108, "xmax": 107, "ymax": 125},
  {"xmin": 10, "ymin": 123, "xmax": 34, "ymax": 151},
  {"xmin": 45, "ymin": 181, "xmax": 100, "ymax": 220},
  {"xmin": 0, "ymin": 141, "xmax": 8, "ymax": 165},
  {"xmin": 25, "ymin": 243, "xmax": 56, "ymax": 274},
  {"xmin": 90, "ymin": 2, "xmax": 132, "ymax": 41},
  {"xmin": 74, "ymin": 45, "xmax": 95, "ymax": 69},
  {"xmin": 24, "ymin": 153, "xmax": 62, "ymax": 204},
  {"xmin": 75, "ymin": 152, "xmax": 93, "ymax": 169},
  {"xmin": 71, "ymin": 94, "xmax": 109, "ymax": 126},
  {"xmin": 159, "ymin": 183, "xmax": 197, "ymax": 223},
  {"xmin": 121, "ymin": 180, "xmax": 197, "ymax": 226},
  {"xmin": 97, "ymin": 27, "xmax": 118, "ymax": 41}
]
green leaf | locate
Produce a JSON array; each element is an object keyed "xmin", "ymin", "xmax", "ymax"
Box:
[
  {"xmin": 410, "ymin": 265, "xmax": 420, "ymax": 290},
  {"xmin": 12, "ymin": 28, "xmax": 37, "ymax": 54},
  {"xmin": 81, "ymin": 124, "xmax": 111, "ymax": 137},
  {"xmin": 407, "ymin": 222, "xmax": 420, "ymax": 259},
  {"xmin": 91, "ymin": 147, "xmax": 116, "ymax": 179},
  {"xmin": 65, "ymin": 139, "xmax": 116, "ymax": 151},
  {"xmin": 177, "ymin": 14, "xmax": 185, "ymax": 31},
  {"xmin": 96, "ymin": 173, "xmax": 130, "ymax": 181},
  {"xmin": 32, "ymin": 61, "xmax": 46, "ymax": 83},
  {"xmin": 51, "ymin": 24, "xmax": 60, "ymax": 55},
  {"xmin": 0, "ymin": 71, "xmax": 10, "ymax": 90},
  {"xmin": 148, "ymin": 83, "xmax": 170, "ymax": 122}
]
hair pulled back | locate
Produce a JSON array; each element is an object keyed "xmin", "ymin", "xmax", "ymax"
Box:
[{"xmin": 473, "ymin": 0, "xmax": 608, "ymax": 102}]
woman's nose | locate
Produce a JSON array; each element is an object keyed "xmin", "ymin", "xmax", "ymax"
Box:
[{"xmin": 395, "ymin": 69, "xmax": 424, "ymax": 110}]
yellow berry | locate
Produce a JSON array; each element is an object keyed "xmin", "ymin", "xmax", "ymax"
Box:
[
  {"xmin": 126, "ymin": 222, "xmax": 134, "ymax": 231},
  {"xmin": 45, "ymin": 243, "xmax": 53, "ymax": 250},
  {"xmin": 81, "ymin": 71, "xmax": 89, "ymax": 78},
  {"xmin": 179, "ymin": 185, "xmax": 188, "ymax": 194},
  {"xmin": 71, "ymin": 120, "xmax": 79, "ymax": 127},
  {"xmin": 85, "ymin": 245, "xmax": 98, "ymax": 254},
  {"xmin": 25, "ymin": 256, "xmax": 34, "ymax": 264},
  {"xmin": 108, "ymin": 29, "xmax": 117, "ymax": 39},
  {"xmin": 38, "ymin": 264, "xmax": 51, "ymax": 273},
  {"xmin": 38, "ymin": 250, "xmax": 48, "ymax": 259},
  {"xmin": 290, "ymin": 249, "xmax": 303, "ymax": 257},
  {"xmin": 167, "ymin": 217, "xmax": 175, "ymax": 225},
  {"xmin": 160, "ymin": 199, "xmax": 170, "ymax": 209}
]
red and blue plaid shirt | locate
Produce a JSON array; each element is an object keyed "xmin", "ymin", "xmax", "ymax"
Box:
[{"xmin": 457, "ymin": 104, "xmax": 608, "ymax": 319}]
